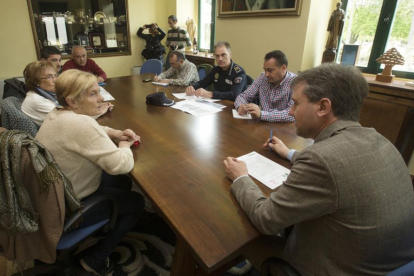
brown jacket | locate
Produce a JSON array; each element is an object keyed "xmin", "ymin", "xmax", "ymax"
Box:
[
  {"xmin": 232, "ymin": 120, "xmax": 414, "ymax": 275},
  {"xmin": 0, "ymin": 137, "xmax": 66, "ymax": 263}
]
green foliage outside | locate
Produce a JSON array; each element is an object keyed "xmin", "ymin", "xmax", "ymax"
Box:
[{"xmin": 348, "ymin": 0, "xmax": 413, "ymax": 44}]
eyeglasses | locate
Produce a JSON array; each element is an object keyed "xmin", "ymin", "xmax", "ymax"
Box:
[{"xmin": 40, "ymin": 74, "xmax": 58, "ymax": 80}]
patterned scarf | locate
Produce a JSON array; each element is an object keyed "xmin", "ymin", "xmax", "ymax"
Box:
[{"xmin": 0, "ymin": 130, "xmax": 82, "ymax": 235}]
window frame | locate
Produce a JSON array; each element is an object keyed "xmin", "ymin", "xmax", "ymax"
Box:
[
  {"xmin": 340, "ymin": 0, "xmax": 414, "ymax": 79},
  {"xmin": 197, "ymin": 0, "xmax": 216, "ymax": 52}
]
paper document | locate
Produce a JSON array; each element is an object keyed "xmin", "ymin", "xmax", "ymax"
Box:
[
  {"xmin": 237, "ymin": 151, "xmax": 290, "ymax": 189},
  {"xmin": 172, "ymin": 93, "xmax": 220, "ymax": 102},
  {"xmin": 171, "ymin": 100, "xmax": 222, "ymax": 117},
  {"xmin": 232, "ymin": 109, "xmax": 252, "ymax": 119},
  {"xmin": 100, "ymin": 86, "xmax": 115, "ymax": 101},
  {"xmin": 196, "ymin": 99, "xmax": 226, "ymax": 109},
  {"xmin": 152, "ymin": 82, "xmax": 169, "ymax": 87}
]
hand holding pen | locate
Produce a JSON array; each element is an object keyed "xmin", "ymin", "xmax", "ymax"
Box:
[{"xmin": 263, "ymin": 134, "xmax": 290, "ymax": 159}]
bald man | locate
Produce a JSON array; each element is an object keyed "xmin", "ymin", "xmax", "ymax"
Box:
[{"xmin": 62, "ymin": 46, "xmax": 107, "ymax": 82}]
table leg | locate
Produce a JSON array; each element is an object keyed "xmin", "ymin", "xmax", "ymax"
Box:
[{"xmin": 170, "ymin": 236, "xmax": 197, "ymax": 276}]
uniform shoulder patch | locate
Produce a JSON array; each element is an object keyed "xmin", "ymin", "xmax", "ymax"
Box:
[
  {"xmin": 234, "ymin": 65, "xmax": 241, "ymax": 73},
  {"xmin": 235, "ymin": 77, "xmax": 243, "ymax": 83}
]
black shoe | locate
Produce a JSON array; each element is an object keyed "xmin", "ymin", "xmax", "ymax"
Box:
[{"xmin": 79, "ymin": 255, "xmax": 114, "ymax": 276}]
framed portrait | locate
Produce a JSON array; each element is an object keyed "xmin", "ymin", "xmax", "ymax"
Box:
[
  {"xmin": 89, "ymin": 33, "xmax": 106, "ymax": 48},
  {"xmin": 218, "ymin": 0, "xmax": 302, "ymax": 17},
  {"xmin": 77, "ymin": 34, "xmax": 89, "ymax": 47}
]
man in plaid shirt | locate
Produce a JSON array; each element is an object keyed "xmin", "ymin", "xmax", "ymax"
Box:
[
  {"xmin": 234, "ymin": 50, "xmax": 296, "ymax": 122},
  {"xmin": 154, "ymin": 51, "xmax": 199, "ymax": 86}
]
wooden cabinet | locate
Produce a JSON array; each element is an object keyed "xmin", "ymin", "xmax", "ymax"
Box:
[
  {"xmin": 185, "ymin": 51, "xmax": 215, "ymax": 67},
  {"xmin": 361, "ymin": 74, "xmax": 414, "ymax": 164}
]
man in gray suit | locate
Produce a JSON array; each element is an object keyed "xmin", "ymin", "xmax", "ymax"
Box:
[{"xmin": 224, "ymin": 64, "xmax": 414, "ymax": 276}]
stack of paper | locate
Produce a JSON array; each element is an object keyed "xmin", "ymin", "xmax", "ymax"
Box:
[
  {"xmin": 172, "ymin": 93, "xmax": 220, "ymax": 102},
  {"xmin": 171, "ymin": 100, "xmax": 223, "ymax": 117}
]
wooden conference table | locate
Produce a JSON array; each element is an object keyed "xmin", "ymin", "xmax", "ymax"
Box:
[{"xmin": 98, "ymin": 74, "xmax": 313, "ymax": 275}]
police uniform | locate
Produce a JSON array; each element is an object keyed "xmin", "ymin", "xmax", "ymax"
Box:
[{"xmin": 192, "ymin": 60, "xmax": 247, "ymax": 101}]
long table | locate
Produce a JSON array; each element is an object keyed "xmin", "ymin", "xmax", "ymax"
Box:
[{"xmin": 98, "ymin": 74, "xmax": 313, "ymax": 275}]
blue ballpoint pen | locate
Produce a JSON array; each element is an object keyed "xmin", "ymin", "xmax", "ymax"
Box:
[{"xmin": 269, "ymin": 129, "xmax": 273, "ymax": 151}]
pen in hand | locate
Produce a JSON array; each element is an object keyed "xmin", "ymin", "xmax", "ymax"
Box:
[{"xmin": 269, "ymin": 129, "xmax": 273, "ymax": 152}]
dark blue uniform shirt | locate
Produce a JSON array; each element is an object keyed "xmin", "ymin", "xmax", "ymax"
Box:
[{"xmin": 192, "ymin": 60, "xmax": 247, "ymax": 101}]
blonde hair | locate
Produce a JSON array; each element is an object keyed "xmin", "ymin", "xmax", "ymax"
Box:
[
  {"xmin": 23, "ymin": 60, "xmax": 56, "ymax": 91},
  {"xmin": 55, "ymin": 69, "xmax": 97, "ymax": 107}
]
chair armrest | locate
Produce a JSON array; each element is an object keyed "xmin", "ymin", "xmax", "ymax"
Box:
[
  {"xmin": 261, "ymin": 257, "xmax": 301, "ymax": 276},
  {"xmin": 63, "ymin": 195, "xmax": 118, "ymax": 233}
]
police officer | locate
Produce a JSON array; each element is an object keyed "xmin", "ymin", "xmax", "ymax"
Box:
[{"xmin": 185, "ymin": 41, "xmax": 247, "ymax": 101}]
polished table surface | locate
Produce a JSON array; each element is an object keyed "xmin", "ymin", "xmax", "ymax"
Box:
[{"xmin": 98, "ymin": 74, "xmax": 313, "ymax": 275}]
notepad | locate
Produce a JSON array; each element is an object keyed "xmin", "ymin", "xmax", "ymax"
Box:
[
  {"xmin": 152, "ymin": 82, "xmax": 169, "ymax": 87},
  {"xmin": 232, "ymin": 109, "xmax": 252, "ymax": 119}
]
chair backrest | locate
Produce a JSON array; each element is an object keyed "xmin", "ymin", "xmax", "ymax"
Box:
[
  {"xmin": 246, "ymin": 75, "xmax": 254, "ymax": 86},
  {"xmin": 196, "ymin": 63, "xmax": 214, "ymax": 91},
  {"xmin": 0, "ymin": 97, "xmax": 39, "ymax": 137},
  {"xmin": 198, "ymin": 67, "xmax": 207, "ymax": 80},
  {"xmin": 140, "ymin": 59, "xmax": 163, "ymax": 75}
]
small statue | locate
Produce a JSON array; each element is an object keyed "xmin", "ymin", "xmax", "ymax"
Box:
[
  {"xmin": 322, "ymin": 2, "xmax": 345, "ymax": 63},
  {"xmin": 193, "ymin": 37, "xmax": 198, "ymax": 54},
  {"xmin": 185, "ymin": 18, "xmax": 197, "ymax": 47},
  {"xmin": 375, "ymin": 47, "xmax": 405, "ymax": 83}
]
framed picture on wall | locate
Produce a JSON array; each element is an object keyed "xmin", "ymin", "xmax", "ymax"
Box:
[
  {"xmin": 89, "ymin": 33, "xmax": 105, "ymax": 48},
  {"xmin": 218, "ymin": 0, "xmax": 302, "ymax": 17}
]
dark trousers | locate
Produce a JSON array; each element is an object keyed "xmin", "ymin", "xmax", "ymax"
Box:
[
  {"xmin": 79, "ymin": 171, "xmax": 145, "ymax": 263},
  {"xmin": 164, "ymin": 52, "xmax": 171, "ymax": 71}
]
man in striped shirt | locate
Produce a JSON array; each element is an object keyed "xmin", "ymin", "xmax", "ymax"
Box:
[
  {"xmin": 165, "ymin": 15, "xmax": 192, "ymax": 70},
  {"xmin": 235, "ymin": 50, "xmax": 296, "ymax": 122}
]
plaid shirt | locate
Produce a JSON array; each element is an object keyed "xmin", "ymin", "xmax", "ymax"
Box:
[
  {"xmin": 234, "ymin": 71, "xmax": 296, "ymax": 122},
  {"xmin": 158, "ymin": 59, "xmax": 199, "ymax": 86}
]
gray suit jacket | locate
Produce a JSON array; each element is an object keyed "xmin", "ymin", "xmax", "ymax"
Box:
[{"xmin": 232, "ymin": 120, "xmax": 414, "ymax": 276}]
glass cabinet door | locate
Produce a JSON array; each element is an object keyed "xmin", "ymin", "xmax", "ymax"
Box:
[{"xmin": 27, "ymin": 0, "xmax": 131, "ymax": 59}]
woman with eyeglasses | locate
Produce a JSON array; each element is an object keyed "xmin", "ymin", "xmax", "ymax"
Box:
[
  {"xmin": 22, "ymin": 60, "xmax": 60, "ymax": 125},
  {"xmin": 22, "ymin": 61, "xmax": 112, "ymax": 125}
]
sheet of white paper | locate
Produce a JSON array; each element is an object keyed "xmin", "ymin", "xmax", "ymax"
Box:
[
  {"xmin": 237, "ymin": 151, "xmax": 290, "ymax": 189},
  {"xmin": 152, "ymin": 82, "xmax": 169, "ymax": 87},
  {"xmin": 196, "ymin": 99, "xmax": 226, "ymax": 109},
  {"xmin": 44, "ymin": 17, "xmax": 57, "ymax": 45},
  {"xmin": 56, "ymin": 17, "xmax": 68, "ymax": 44},
  {"xmin": 171, "ymin": 100, "xmax": 222, "ymax": 117},
  {"xmin": 100, "ymin": 86, "xmax": 115, "ymax": 101},
  {"xmin": 172, "ymin": 93, "xmax": 220, "ymax": 102},
  {"xmin": 232, "ymin": 109, "xmax": 252, "ymax": 119}
]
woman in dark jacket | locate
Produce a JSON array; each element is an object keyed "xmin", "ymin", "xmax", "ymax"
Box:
[{"xmin": 137, "ymin": 23, "xmax": 166, "ymax": 62}]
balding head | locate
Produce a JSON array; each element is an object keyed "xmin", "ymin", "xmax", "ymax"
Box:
[{"xmin": 72, "ymin": 46, "xmax": 87, "ymax": 66}]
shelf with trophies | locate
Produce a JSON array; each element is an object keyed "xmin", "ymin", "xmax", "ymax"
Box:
[{"xmin": 27, "ymin": 0, "xmax": 131, "ymax": 59}]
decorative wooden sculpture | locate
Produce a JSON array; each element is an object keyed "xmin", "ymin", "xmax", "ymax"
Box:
[
  {"xmin": 375, "ymin": 47, "xmax": 405, "ymax": 83},
  {"xmin": 322, "ymin": 2, "xmax": 345, "ymax": 63}
]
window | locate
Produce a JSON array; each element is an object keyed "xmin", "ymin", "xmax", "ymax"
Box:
[
  {"xmin": 337, "ymin": 0, "xmax": 414, "ymax": 79},
  {"xmin": 198, "ymin": 0, "xmax": 215, "ymax": 51}
]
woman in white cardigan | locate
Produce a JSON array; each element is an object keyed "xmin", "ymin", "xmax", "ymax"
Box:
[{"xmin": 36, "ymin": 69, "xmax": 144, "ymax": 275}]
